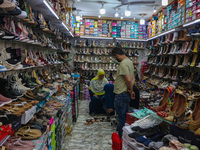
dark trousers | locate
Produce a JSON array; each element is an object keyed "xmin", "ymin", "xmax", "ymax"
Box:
[{"xmin": 89, "ymin": 84, "xmax": 114, "ymax": 114}]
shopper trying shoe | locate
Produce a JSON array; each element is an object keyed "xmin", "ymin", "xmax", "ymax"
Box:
[
  {"xmin": 111, "ymin": 47, "xmax": 135, "ymax": 139},
  {"xmin": 89, "ymin": 69, "xmax": 115, "ymax": 115}
]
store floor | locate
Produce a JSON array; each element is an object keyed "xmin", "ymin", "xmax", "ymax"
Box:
[{"xmin": 63, "ymin": 100, "xmax": 115, "ymax": 150}]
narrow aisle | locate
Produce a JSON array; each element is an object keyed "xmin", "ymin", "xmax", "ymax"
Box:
[{"xmin": 63, "ymin": 100, "xmax": 115, "ymax": 150}]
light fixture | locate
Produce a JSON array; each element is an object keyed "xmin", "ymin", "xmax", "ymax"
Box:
[
  {"xmin": 140, "ymin": 15, "xmax": 145, "ymax": 25},
  {"xmin": 62, "ymin": 22, "xmax": 74, "ymax": 37},
  {"xmin": 98, "ymin": 15, "xmax": 101, "ymax": 18},
  {"xmin": 133, "ymin": 17, "xmax": 136, "ymax": 20},
  {"xmin": 115, "ymin": 12, "xmax": 119, "ymax": 17},
  {"xmin": 43, "ymin": 0, "xmax": 59, "ymax": 19},
  {"xmin": 125, "ymin": 5, "xmax": 131, "ymax": 17},
  {"xmin": 162, "ymin": 0, "xmax": 168, "ymax": 6},
  {"xmin": 115, "ymin": 8, "xmax": 119, "ymax": 17},
  {"xmin": 153, "ymin": 6, "xmax": 156, "ymax": 13},
  {"xmin": 77, "ymin": 0, "xmax": 81, "ymax": 2},
  {"xmin": 183, "ymin": 19, "xmax": 200, "ymax": 27},
  {"xmin": 76, "ymin": 10, "xmax": 81, "ymax": 21},
  {"xmin": 100, "ymin": 3, "xmax": 105, "ymax": 15},
  {"xmin": 121, "ymin": 13, "xmax": 123, "ymax": 19},
  {"xmin": 80, "ymin": 14, "xmax": 83, "ymax": 20}
]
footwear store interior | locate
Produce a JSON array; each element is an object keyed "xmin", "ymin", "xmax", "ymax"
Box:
[{"xmin": 1, "ymin": 0, "xmax": 200, "ymax": 150}]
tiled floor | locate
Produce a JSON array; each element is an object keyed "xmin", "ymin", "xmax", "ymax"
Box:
[{"xmin": 63, "ymin": 100, "xmax": 116, "ymax": 150}]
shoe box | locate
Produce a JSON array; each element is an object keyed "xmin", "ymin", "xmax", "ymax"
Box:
[{"xmin": 21, "ymin": 105, "xmax": 37, "ymax": 124}]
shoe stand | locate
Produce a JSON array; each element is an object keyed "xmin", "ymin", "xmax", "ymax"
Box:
[
  {"xmin": 0, "ymin": 0, "xmax": 79, "ymax": 149},
  {"xmin": 71, "ymin": 37, "xmax": 148, "ymax": 79}
]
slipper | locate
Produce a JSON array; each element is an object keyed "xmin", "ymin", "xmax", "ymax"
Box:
[
  {"xmin": 15, "ymin": 126, "xmax": 42, "ymax": 140},
  {"xmin": 169, "ymin": 140, "xmax": 184, "ymax": 150},
  {"xmin": 149, "ymin": 141, "xmax": 164, "ymax": 149},
  {"xmin": 162, "ymin": 134, "xmax": 178, "ymax": 146}
]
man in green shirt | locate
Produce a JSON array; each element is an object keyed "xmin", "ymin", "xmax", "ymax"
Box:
[{"xmin": 112, "ymin": 47, "xmax": 135, "ymax": 139}]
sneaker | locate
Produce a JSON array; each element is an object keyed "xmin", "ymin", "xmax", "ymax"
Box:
[
  {"xmin": 0, "ymin": 94, "xmax": 12, "ymax": 106},
  {"xmin": 14, "ymin": 63, "xmax": 23, "ymax": 70},
  {"xmin": 0, "ymin": 64, "xmax": 7, "ymax": 72},
  {"xmin": 1, "ymin": 61, "xmax": 14, "ymax": 70}
]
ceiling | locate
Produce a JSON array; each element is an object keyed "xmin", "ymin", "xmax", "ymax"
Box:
[{"xmin": 73, "ymin": 0, "xmax": 166, "ymax": 20}]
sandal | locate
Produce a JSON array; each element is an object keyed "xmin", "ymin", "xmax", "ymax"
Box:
[{"xmin": 15, "ymin": 126, "xmax": 42, "ymax": 140}]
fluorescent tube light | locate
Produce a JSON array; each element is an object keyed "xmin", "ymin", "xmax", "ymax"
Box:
[{"xmin": 43, "ymin": 0, "xmax": 59, "ymax": 19}]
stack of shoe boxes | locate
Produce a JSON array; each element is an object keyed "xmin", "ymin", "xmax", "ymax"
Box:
[
  {"xmin": 74, "ymin": 21, "xmax": 80, "ymax": 36},
  {"xmin": 98, "ymin": 20, "xmax": 103, "ymax": 36},
  {"xmin": 112, "ymin": 22, "xmax": 117, "ymax": 37},
  {"xmin": 85, "ymin": 19, "xmax": 90, "ymax": 36},
  {"xmin": 89, "ymin": 20, "xmax": 94, "ymax": 36},
  {"xmin": 121, "ymin": 21, "xmax": 126, "ymax": 38},
  {"xmin": 102, "ymin": 20, "xmax": 109, "ymax": 37},
  {"xmin": 130, "ymin": 22, "xmax": 135, "ymax": 38},
  {"xmin": 148, "ymin": 21, "xmax": 152, "ymax": 38},
  {"xmin": 80, "ymin": 24, "xmax": 85, "ymax": 36},
  {"xmin": 126, "ymin": 21, "xmax": 131, "ymax": 38},
  {"xmin": 185, "ymin": 0, "xmax": 195, "ymax": 23},
  {"xmin": 135, "ymin": 23, "xmax": 139, "ymax": 39},
  {"xmin": 117, "ymin": 21, "xmax": 121, "ymax": 37},
  {"xmin": 94, "ymin": 21, "xmax": 98, "ymax": 36},
  {"xmin": 152, "ymin": 20, "xmax": 156, "ymax": 37},
  {"xmin": 108, "ymin": 21, "xmax": 112, "ymax": 37},
  {"xmin": 177, "ymin": 6, "xmax": 184, "ymax": 26},
  {"xmin": 166, "ymin": 5, "xmax": 172, "ymax": 30},
  {"xmin": 139, "ymin": 25, "xmax": 143, "ymax": 39},
  {"xmin": 143, "ymin": 25, "xmax": 148, "ymax": 39}
]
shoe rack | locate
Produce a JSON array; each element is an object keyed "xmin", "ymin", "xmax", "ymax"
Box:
[
  {"xmin": 145, "ymin": 27, "xmax": 200, "ymax": 92},
  {"xmin": 0, "ymin": 0, "xmax": 76, "ymax": 149},
  {"xmin": 73, "ymin": 38, "xmax": 146, "ymax": 80}
]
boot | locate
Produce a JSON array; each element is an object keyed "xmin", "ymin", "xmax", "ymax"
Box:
[
  {"xmin": 150, "ymin": 86, "xmax": 173, "ymax": 112},
  {"xmin": 189, "ymin": 97, "xmax": 200, "ymax": 131},
  {"xmin": 190, "ymin": 54, "xmax": 198, "ymax": 67},
  {"xmin": 179, "ymin": 29, "xmax": 192, "ymax": 41},
  {"xmin": 192, "ymin": 39, "xmax": 200, "ymax": 53},
  {"xmin": 173, "ymin": 92, "xmax": 187, "ymax": 123},
  {"xmin": 175, "ymin": 30, "xmax": 184, "ymax": 42}
]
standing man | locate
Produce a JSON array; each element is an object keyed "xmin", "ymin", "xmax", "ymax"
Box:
[{"xmin": 112, "ymin": 47, "xmax": 135, "ymax": 139}]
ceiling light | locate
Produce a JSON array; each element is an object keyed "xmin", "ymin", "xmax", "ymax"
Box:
[
  {"xmin": 162, "ymin": 0, "xmax": 168, "ymax": 6},
  {"xmin": 98, "ymin": 15, "xmax": 101, "ymax": 18},
  {"xmin": 121, "ymin": 16, "xmax": 123, "ymax": 19},
  {"xmin": 133, "ymin": 17, "xmax": 136, "ymax": 20},
  {"xmin": 140, "ymin": 15, "xmax": 145, "ymax": 25},
  {"xmin": 100, "ymin": 3, "xmax": 105, "ymax": 15},
  {"xmin": 77, "ymin": 0, "xmax": 81, "ymax": 2},
  {"xmin": 115, "ymin": 12, "xmax": 119, "ymax": 17},
  {"xmin": 153, "ymin": 6, "xmax": 156, "ymax": 13},
  {"xmin": 125, "ymin": 5, "xmax": 131, "ymax": 17},
  {"xmin": 43, "ymin": 0, "xmax": 59, "ymax": 19},
  {"xmin": 62, "ymin": 22, "xmax": 74, "ymax": 37}
]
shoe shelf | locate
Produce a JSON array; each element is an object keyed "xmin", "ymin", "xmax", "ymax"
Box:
[{"xmin": 27, "ymin": 0, "xmax": 74, "ymax": 37}]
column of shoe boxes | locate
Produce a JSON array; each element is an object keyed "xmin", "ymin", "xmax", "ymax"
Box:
[
  {"xmin": 112, "ymin": 21, "xmax": 121, "ymax": 37},
  {"xmin": 98, "ymin": 20, "xmax": 103, "ymax": 36},
  {"xmin": 74, "ymin": 20, "xmax": 80, "ymax": 36},
  {"xmin": 102, "ymin": 21, "xmax": 109, "ymax": 37},
  {"xmin": 85, "ymin": 19, "xmax": 90, "ymax": 36},
  {"xmin": 185, "ymin": 0, "xmax": 195, "ymax": 22},
  {"xmin": 177, "ymin": 5, "xmax": 184, "ymax": 26}
]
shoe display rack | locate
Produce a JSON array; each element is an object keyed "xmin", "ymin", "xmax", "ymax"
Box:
[
  {"xmin": 73, "ymin": 38, "xmax": 145, "ymax": 75},
  {"xmin": 0, "ymin": 0, "xmax": 78, "ymax": 149}
]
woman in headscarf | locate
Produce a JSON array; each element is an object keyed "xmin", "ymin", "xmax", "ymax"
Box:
[{"xmin": 89, "ymin": 69, "xmax": 114, "ymax": 115}]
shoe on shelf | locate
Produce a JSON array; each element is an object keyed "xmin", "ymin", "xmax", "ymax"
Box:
[{"xmin": 0, "ymin": 0, "xmax": 16, "ymax": 11}]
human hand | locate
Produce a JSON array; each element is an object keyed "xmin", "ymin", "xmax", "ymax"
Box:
[
  {"xmin": 128, "ymin": 90, "xmax": 135, "ymax": 99},
  {"xmin": 94, "ymin": 94, "xmax": 98, "ymax": 98}
]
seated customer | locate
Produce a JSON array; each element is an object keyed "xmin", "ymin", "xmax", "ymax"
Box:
[{"xmin": 89, "ymin": 69, "xmax": 114, "ymax": 115}]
